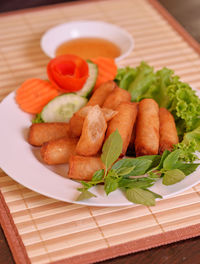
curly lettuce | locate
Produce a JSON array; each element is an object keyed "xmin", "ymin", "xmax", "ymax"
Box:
[
  {"xmin": 114, "ymin": 62, "xmax": 200, "ymax": 156},
  {"xmin": 115, "ymin": 62, "xmax": 200, "ymax": 136}
]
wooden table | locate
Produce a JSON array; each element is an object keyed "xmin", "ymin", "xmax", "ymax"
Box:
[{"xmin": 0, "ymin": 0, "xmax": 200, "ymax": 263}]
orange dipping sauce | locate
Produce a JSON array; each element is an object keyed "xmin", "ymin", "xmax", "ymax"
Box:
[{"xmin": 55, "ymin": 37, "xmax": 121, "ymax": 60}]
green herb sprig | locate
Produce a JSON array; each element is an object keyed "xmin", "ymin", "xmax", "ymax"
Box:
[{"xmin": 76, "ymin": 130, "xmax": 199, "ymax": 206}]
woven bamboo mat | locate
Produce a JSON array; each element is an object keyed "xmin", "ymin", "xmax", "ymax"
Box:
[{"xmin": 0, "ymin": 0, "xmax": 200, "ymax": 263}]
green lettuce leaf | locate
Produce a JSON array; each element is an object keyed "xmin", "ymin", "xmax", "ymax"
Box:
[
  {"xmin": 127, "ymin": 62, "xmax": 156, "ymax": 101},
  {"xmin": 114, "ymin": 62, "xmax": 200, "ymax": 140},
  {"xmin": 32, "ymin": 113, "xmax": 44, "ymax": 123},
  {"xmin": 167, "ymin": 81, "xmax": 200, "ymax": 135},
  {"xmin": 182, "ymin": 126, "xmax": 200, "ymax": 151},
  {"xmin": 115, "ymin": 67, "xmax": 137, "ymax": 90},
  {"xmin": 138, "ymin": 67, "xmax": 174, "ymax": 108}
]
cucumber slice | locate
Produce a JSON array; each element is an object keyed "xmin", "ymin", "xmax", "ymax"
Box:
[
  {"xmin": 76, "ymin": 61, "xmax": 98, "ymax": 97},
  {"xmin": 41, "ymin": 93, "xmax": 87, "ymax": 122}
]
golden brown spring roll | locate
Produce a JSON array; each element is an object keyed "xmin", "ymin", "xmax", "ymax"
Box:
[
  {"xmin": 102, "ymin": 87, "xmax": 131, "ymax": 110},
  {"xmin": 106, "ymin": 102, "xmax": 138, "ymax": 156},
  {"xmin": 135, "ymin": 99, "xmax": 159, "ymax": 156},
  {"xmin": 69, "ymin": 105, "xmax": 117, "ymax": 138},
  {"xmin": 40, "ymin": 137, "xmax": 78, "ymax": 165},
  {"xmin": 68, "ymin": 155, "xmax": 105, "ymax": 181},
  {"xmin": 87, "ymin": 80, "xmax": 116, "ymax": 106},
  {"xmin": 28, "ymin": 123, "xmax": 70, "ymax": 146},
  {"xmin": 76, "ymin": 105, "xmax": 107, "ymax": 156},
  {"xmin": 69, "ymin": 111, "xmax": 85, "ymax": 138},
  {"xmin": 159, "ymin": 108, "xmax": 179, "ymax": 154}
]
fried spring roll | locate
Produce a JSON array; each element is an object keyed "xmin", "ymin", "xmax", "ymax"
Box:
[
  {"xmin": 69, "ymin": 111, "xmax": 85, "ymax": 137},
  {"xmin": 87, "ymin": 80, "xmax": 116, "ymax": 106},
  {"xmin": 159, "ymin": 108, "xmax": 179, "ymax": 154},
  {"xmin": 40, "ymin": 137, "xmax": 78, "ymax": 165},
  {"xmin": 106, "ymin": 102, "xmax": 138, "ymax": 155},
  {"xmin": 102, "ymin": 87, "xmax": 131, "ymax": 110},
  {"xmin": 28, "ymin": 123, "xmax": 70, "ymax": 146},
  {"xmin": 68, "ymin": 155, "xmax": 105, "ymax": 181},
  {"xmin": 69, "ymin": 105, "xmax": 117, "ymax": 138},
  {"xmin": 76, "ymin": 105, "xmax": 107, "ymax": 156},
  {"xmin": 135, "ymin": 99, "xmax": 159, "ymax": 156}
]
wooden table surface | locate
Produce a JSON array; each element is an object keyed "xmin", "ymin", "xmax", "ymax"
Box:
[{"xmin": 0, "ymin": 0, "xmax": 200, "ymax": 263}]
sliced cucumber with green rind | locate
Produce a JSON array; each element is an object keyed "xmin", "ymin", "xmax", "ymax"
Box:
[
  {"xmin": 41, "ymin": 93, "xmax": 87, "ymax": 123},
  {"xmin": 76, "ymin": 61, "xmax": 98, "ymax": 97}
]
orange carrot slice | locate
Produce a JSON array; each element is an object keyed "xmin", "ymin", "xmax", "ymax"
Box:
[
  {"xmin": 16, "ymin": 78, "xmax": 59, "ymax": 114},
  {"xmin": 90, "ymin": 57, "xmax": 117, "ymax": 91}
]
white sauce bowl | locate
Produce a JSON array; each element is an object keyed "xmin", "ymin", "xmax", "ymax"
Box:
[{"xmin": 40, "ymin": 20, "xmax": 134, "ymax": 62}]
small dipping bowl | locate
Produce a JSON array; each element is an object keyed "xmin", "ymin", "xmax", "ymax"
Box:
[{"xmin": 40, "ymin": 20, "xmax": 134, "ymax": 62}]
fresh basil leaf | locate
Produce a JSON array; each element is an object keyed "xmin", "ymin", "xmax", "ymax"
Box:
[
  {"xmin": 92, "ymin": 169, "xmax": 104, "ymax": 182},
  {"xmin": 174, "ymin": 162, "xmax": 200, "ymax": 176},
  {"xmin": 129, "ymin": 160, "xmax": 153, "ymax": 176},
  {"xmin": 119, "ymin": 178, "xmax": 154, "ymax": 189},
  {"xmin": 163, "ymin": 149, "xmax": 182, "ymax": 170},
  {"xmin": 145, "ymin": 189, "xmax": 162, "ymax": 199},
  {"xmin": 162, "ymin": 169, "xmax": 185, "ymax": 185},
  {"xmin": 104, "ymin": 177, "xmax": 118, "ymax": 195},
  {"xmin": 116, "ymin": 166, "xmax": 136, "ymax": 176},
  {"xmin": 76, "ymin": 189, "xmax": 97, "ymax": 201},
  {"xmin": 157, "ymin": 150, "xmax": 171, "ymax": 170},
  {"xmin": 101, "ymin": 129, "xmax": 123, "ymax": 170},
  {"xmin": 137, "ymin": 155, "xmax": 161, "ymax": 169},
  {"xmin": 125, "ymin": 188, "xmax": 156, "ymax": 206},
  {"xmin": 80, "ymin": 181, "xmax": 92, "ymax": 189},
  {"xmin": 112, "ymin": 158, "xmax": 152, "ymax": 176},
  {"xmin": 107, "ymin": 169, "xmax": 119, "ymax": 178},
  {"xmin": 111, "ymin": 158, "xmax": 134, "ymax": 170},
  {"xmin": 147, "ymin": 171, "xmax": 161, "ymax": 179}
]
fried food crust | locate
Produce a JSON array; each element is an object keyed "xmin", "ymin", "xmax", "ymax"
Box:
[
  {"xmin": 41, "ymin": 137, "xmax": 78, "ymax": 165},
  {"xmin": 28, "ymin": 122, "xmax": 70, "ymax": 146},
  {"xmin": 135, "ymin": 99, "xmax": 159, "ymax": 156},
  {"xmin": 68, "ymin": 155, "xmax": 104, "ymax": 181}
]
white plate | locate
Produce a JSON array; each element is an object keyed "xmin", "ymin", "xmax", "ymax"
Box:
[
  {"xmin": 0, "ymin": 92, "xmax": 200, "ymax": 207},
  {"xmin": 40, "ymin": 20, "xmax": 134, "ymax": 62}
]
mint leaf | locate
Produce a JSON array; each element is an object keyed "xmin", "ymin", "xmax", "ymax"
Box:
[
  {"xmin": 126, "ymin": 188, "xmax": 156, "ymax": 206},
  {"xmin": 101, "ymin": 129, "xmax": 123, "ymax": 171},
  {"xmin": 76, "ymin": 189, "xmax": 97, "ymax": 201},
  {"xmin": 92, "ymin": 169, "xmax": 104, "ymax": 182},
  {"xmin": 162, "ymin": 169, "xmax": 185, "ymax": 185},
  {"xmin": 163, "ymin": 149, "xmax": 182, "ymax": 170},
  {"xmin": 104, "ymin": 177, "xmax": 118, "ymax": 195}
]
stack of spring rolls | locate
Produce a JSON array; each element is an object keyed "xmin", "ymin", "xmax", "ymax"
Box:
[{"xmin": 28, "ymin": 81, "xmax": 179, "ymax": 181}]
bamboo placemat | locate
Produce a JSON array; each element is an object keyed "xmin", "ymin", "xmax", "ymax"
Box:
[{"xmin": 0, "ymin": 0, "xmax": 200, "ymax": 263}]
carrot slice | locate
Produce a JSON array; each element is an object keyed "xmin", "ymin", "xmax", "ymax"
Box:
[
  {"xmin": 90, "ymin": 57, "xmax": 117, "ymax": 91},
  {"xmin": 16, "ymin": 78, "xmax": 59, "ymax": 114}
]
